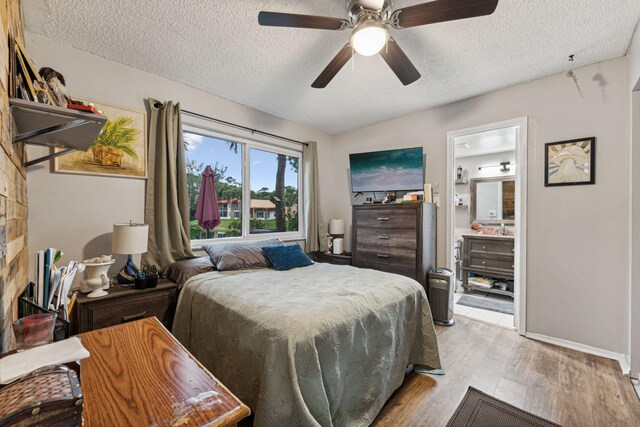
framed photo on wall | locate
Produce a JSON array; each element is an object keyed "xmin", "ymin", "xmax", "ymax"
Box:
[
  {"xmin": 53, "ymin": 100, "xmax": 147, "ymax": 179},
  {"xmin": 544, "ymin": 137, "xmax": 595, "ymax": 187}
]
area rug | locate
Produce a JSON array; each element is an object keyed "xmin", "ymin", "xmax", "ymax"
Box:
[
  {"xmin": 457, "ymin": 294, "xmax": 514, "ymax": 315},
  {"xmin": 447, "ymin": 387, "xmax": 562, "ymax": 426}
]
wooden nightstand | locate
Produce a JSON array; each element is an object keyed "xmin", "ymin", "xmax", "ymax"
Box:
[
  {"xmin": 72, "ymin": 279, "xmax": 178, "ymax": 334},
  {"xmin": 310, "ymin": 251, "xmax": 352, "ymax": 266}
]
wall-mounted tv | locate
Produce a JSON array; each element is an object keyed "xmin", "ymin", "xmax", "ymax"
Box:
[{"xmin": 349, "ymin": 147, "xmax": 424, "ymax": 193}]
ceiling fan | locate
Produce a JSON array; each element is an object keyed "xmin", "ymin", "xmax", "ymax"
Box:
[{"xmin": 258, "ymin": 0, "xmax": 499, "ymax": 88}]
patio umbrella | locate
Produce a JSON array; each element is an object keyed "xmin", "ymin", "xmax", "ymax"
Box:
[{"xmin": 195, "ymin": 165, "xmax": 221, "ymax": 230}]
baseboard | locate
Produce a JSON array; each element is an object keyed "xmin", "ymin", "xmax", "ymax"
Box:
[{"xmin": 525, "ymin": 332, "xmax": 630, "ymax": 376}]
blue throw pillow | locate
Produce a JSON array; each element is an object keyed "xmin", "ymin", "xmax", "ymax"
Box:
[{"xmin": 262, "ymin": 244, "xmax": 314, "ymax": 271}]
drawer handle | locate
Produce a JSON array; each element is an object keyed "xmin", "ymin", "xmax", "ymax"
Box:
[
  {"xmin": 482, "ymin": 261, "xmax": 486, "ymax": 265},
  {"xmin": 482, "ymin": 246, "xmax": 486, "ymax": 250},
  {"xmin": 122, "ymin": 311, "xmax": 147, "ymax": 323},
  {"xmin": 377, "ymin": 217, "xmax": 390, "ymax": 221},
  {"xmin": 377, "ymin": 235, "xmax": 390, "ymax": 240},
  {"xmin": 377, "ymin": 254, "xmax": 390, "ymax": 259}
]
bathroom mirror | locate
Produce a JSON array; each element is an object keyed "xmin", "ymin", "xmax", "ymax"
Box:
[{"xmin": 470, "ymin": 176, "xmax": 516, "ymax": 224}]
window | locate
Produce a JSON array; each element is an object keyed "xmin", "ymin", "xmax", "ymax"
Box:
[
  {"xmin": 249, "ymin": 148, "xmax": 299, "ymax": 235},
  {"xmin": 184, "ymin": 131, "xmax": 243, "ymax": 241},
  {"xmin": 183, "ymin": 122, "xmax": 302, "ymax": 245}
]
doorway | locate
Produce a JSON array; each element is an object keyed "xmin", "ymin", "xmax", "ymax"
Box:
[{"xmin": 446, "ymin": 118, "xmax": 527, "ymax": 334}]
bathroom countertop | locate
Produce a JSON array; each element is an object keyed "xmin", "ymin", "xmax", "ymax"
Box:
[{"xmin": 462, "ymin": 233, "xmax": 515, "ymax": 239}]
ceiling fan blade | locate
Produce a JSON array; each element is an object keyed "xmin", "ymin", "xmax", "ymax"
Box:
[
  {"xmin": 312, "ymin": 44, "xmax": 353, "ymax": 88},
  {"xmin": 379, "ymin": 38, "xmax": 421, "ymax": 86},
  {"xmin": 258, "ymin": 11, "xmax": 347, "ymax": 30},
  {"xmin": 393, "ymin": 0, "xmax": 499, "ymax": 29}
]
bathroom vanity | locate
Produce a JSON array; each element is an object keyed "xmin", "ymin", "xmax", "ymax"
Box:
[{"xmin": 461, "ymin": 234, "xmax": 514, "ymax": 297}]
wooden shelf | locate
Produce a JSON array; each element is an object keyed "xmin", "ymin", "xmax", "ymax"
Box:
[
  {"xmin": 463, "ymin": 283, "xmax": 514, "ymax": 298},
  {"xmin": 455, "ymin": 179, "xmax": 468, "ymax": 185},
  {"xmin": 10, "ymin": 98, "xmax": 107, "ymax": 167},
  {"xmin": 455, "ymin": 204, "xmax": 468, "ymax": 208}
]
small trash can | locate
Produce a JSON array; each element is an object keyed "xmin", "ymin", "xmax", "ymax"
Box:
[{"xmin": 428, "ymin": 268, "xmax": 455, "ymax": 326}]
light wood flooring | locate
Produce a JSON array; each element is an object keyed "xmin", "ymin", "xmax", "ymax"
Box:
[{"xmin": 374, "ymin": 316, "xmax": 640, "ymax": 426}]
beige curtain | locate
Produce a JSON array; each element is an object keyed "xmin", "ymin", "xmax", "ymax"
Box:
[
  {"xmin": 143, "ymin": 99, "xmax": 194, "ymax": 269},
  {"xmin": 303, "ymin": 141, "xmax": 328, "ymax": 252}
]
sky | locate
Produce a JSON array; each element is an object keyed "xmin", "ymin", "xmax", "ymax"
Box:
[{"xmin": 184, "ymin": 132, "xmax": 298, "ymax": 191}]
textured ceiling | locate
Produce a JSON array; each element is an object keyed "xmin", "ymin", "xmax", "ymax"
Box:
[{"xmin": 24, "ymin": 0, "xmax": 640, "ymax": 134}]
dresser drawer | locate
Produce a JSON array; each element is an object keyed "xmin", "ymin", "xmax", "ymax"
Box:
[
  {"xmin": 356, "ymin": 227, "xmax": 417, "ymax": 250},
  {"xmin": 355, "ymin": 208, "xmax": 417, "ymax": 229},
  {"xmin": 355, "ymin": 249, "xmax": 416, "ymax": 278},
  {"xmin": 89, "ymin": 293, "xmax": 173, "ymax": 331},
  {"xmin": 466, "ymin": 255, "xmax": 514, "ymax": 273},
  {"xmin": 467, "ymin": 238, "xmax": 514, "ymax": 256}
]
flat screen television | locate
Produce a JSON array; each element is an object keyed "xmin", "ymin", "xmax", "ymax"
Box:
[{"xmin": 349, "ymin": 147, "xmax": 424, "ymax": 193}]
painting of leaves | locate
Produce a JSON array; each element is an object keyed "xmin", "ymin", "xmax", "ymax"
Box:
[{"xmin": 54, "ymin": 101, "xmax": 147, "ymax": 178}]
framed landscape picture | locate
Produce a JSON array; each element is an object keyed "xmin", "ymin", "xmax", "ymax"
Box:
[
  {"xmin": 544, "ymin": 137, "xmax": 595, "ymax": 187},
  {"xmin": 54, "ymin": 101, "xmax": 147, "ymax": 179}
]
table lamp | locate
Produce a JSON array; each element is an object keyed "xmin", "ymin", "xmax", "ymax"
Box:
[
  {"xmin": 329, "ymin": 219, "xmax": 345, "ymax": 255},
  {"xmin": 112, "ymin": 222, "xmax": 149, "ymax": 284}
]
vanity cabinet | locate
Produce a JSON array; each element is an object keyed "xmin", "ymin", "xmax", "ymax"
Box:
[
  {"xmin": 461, "ymin": 234, "xmax": 514, "ymax": 297},
  {"xmin": 352, "ymin": 203, "xmax": 436, "ymax": 288}
]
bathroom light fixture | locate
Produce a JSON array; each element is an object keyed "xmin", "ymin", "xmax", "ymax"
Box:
[
  {"xmin": 478, "ymin": 161, "xmax": 512, "ymax": 172},
  {"xmin": 350, "ymin": 18, "xmax": 389, "ymax": 56}
]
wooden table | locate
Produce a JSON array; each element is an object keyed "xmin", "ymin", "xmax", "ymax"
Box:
[{"xmin": 77, "ymin": 317, "xmax": 250, "ymax": 426}]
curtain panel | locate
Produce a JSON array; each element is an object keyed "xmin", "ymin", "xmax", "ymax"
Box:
[
  {"xmin": 303, "ymin": 141, "xmax": 328, "ymax": 252},
  {"xmin": 143, "ymin": 99, "xmax": 194, "ymax": 269}
]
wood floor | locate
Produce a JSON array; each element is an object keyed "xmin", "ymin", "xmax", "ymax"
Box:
[{"xmin": 374, "ymin": 316, "xmax": 640, "ymax": 427}]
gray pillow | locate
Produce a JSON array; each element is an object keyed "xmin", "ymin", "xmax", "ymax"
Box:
[
  {"xmin": 163, "ymin": 257, "xmax": 215, "ymax": 288},
  {"xmin": 202, "ymin": 238, "xmax": 284, "ymax": 271}
]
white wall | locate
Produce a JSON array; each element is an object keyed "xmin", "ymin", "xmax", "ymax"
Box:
[
  {"xmin": 25, "ymin": 33, "xmax": 333, "ymax": 280},
  {"xmin": 332, "ymin": 57, "xmax": 629, "ymax": 355},
  {"xmin": 627, "ymin": 23, "xmax": 640, "ymax": 377}
]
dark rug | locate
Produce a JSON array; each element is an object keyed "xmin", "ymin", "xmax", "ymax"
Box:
[
  {"xmin": 447, "ymin": 387, "xmax": 562, "ymax": 427},
  {"xmin": 457, "ymin": 295, "xmax": 514, "ymax": 315}
]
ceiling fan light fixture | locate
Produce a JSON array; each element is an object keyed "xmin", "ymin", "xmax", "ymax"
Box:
[{"xmin": 350, "ymin": 19, "xmax": 389, "ymax": 56}]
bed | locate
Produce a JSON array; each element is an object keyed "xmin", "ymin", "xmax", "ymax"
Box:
[{"xmin": 172, "ymin": 261, "xmax": 441, "ymax": 427}]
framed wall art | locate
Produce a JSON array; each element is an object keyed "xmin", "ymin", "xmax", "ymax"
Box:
[
  {"xmin": 544, "ymin": 137, "xmax": 595, "ymax": 187},
  {"xmin": 54, "ymin": 101, "xmax": 147, "ymax": 179}
]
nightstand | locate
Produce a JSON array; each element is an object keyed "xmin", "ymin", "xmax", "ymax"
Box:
[
  {"xmin": 72, "ymin": 279, "xmax": 178, "ymax": 334},
  {"xmin": 310, "ymin": 251, "xmax": 352, "ymax": 266}
]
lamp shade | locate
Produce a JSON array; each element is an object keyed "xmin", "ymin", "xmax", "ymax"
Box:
[
  {"xmin": 329, "ymin": 219, "xmax": 345, "ymax": 235},
  {"xmin": 112, "ymin": 223, "xmax": 149, "ymax": 255}
]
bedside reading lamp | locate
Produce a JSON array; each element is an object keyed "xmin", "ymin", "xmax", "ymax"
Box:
[
  {"xmin": 328, "ymin": 219, "xmax": 345, "ymax": 255},
  {"xmin": 112, "ymin": 222, "xmax": 149, "ymax": 284}
]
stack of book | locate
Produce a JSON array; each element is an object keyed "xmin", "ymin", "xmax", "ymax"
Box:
[{"xmin": 34, "ymin": 249, "xmax": 82, "ymax": 314}]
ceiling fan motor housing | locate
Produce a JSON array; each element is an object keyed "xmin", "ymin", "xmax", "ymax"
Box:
[{"xmin": 347, "ymin": 0, "xmax": 393, "ymax": 25}]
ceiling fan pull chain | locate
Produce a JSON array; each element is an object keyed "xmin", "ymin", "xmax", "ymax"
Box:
[{"xmin": 352, "ymin": 46, "xmax": 355, "ymax": 71}]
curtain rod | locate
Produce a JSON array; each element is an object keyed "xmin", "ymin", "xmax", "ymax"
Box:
[{"xmin": 176, "ymin": 106, "xmax": 308, "ymax": 147}]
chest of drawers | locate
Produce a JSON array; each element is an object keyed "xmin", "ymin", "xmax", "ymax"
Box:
[{"xmin": 352, "ymin": 203, "xmax": 436, "ymax": 287}]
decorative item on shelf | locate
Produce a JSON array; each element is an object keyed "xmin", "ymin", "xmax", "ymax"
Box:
[
  {"xmin": 457, "ymin": 165, "xmax": 463, "ymax": 180},
  {"xmin": 134, "ymin": 265, "xmax": 159, "ymax": 290},
  {"xmin": 112, "ymin": 222, "xmax": 149, "ymax": 285},
  {"xmin": 80, "ymin": 255, "xmax": 115, "ymax": 298},
  {"xmin": 328, "ymin": 219, "xmax": 345, "ymax": 254},
  {"xmin": 545, "ymin": 137, "xmax": 595, "ymax": 187},
  {"xmin": 39, "ymin": 67, "xmax": 72, "ymax": 107},
  {"xmin": 9, "ymin": 39, "xmax": 57, "ymax": 105}
]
